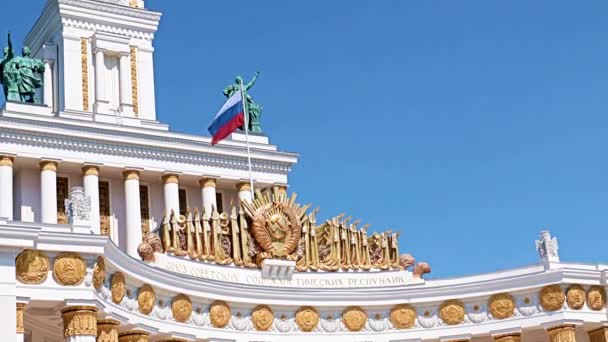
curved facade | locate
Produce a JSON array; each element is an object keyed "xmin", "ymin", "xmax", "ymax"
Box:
[{"xmin": 0, "ymin": 1, "xmax": 606, "ymax": 342}]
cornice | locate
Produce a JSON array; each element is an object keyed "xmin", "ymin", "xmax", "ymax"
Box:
[
  {"xmin": 58, "ymin": 0, "xmax": 162, "ymax": 22},
  {"xmin": 0, "ymin": 127, "xmax": 293, "ymax": 174}
]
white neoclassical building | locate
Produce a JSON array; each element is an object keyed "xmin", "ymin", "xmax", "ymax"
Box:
[{"xmin": 0, "ymin": 1, "xmax": 606, "ymax": 342}]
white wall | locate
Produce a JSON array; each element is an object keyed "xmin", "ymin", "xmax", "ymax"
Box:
[{"xmin": 14, "ymin": 168, "xmax": 40, "ymax": 222}]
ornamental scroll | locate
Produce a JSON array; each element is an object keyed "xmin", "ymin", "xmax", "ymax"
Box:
[{"xmin": 140, "ymin": 187, "xmax": 429, "ymax": 274}]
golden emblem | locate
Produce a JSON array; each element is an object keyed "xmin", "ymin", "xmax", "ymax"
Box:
[
  {"xmin": 342, "ymin": 306, "xmax": 367, "ymax": 332},
  {"xmin": 439, "ymin": 300, "xmax": 465, "ymax": 325},
  {"xmin": 15, "ymin": 249, "xmax": 49, "ymax": 284},
  {"xmin": 390, "ymin": 304, "xmax": 416, "ymax": 329},
  {"xmin": 242, "ymin": 191, "xmax": 308, "ymax": 260},
  {"xmin": 53, "ymin": 252, "xmax": 86, "ymax": 286},
  {"xmin": 295, "ymin": 306, "xmax": 319, "ymax": 332},
  {"xmin": 587, "ymin": 286, "xmax": 606, "ymax": 311},
  {"xmin": 539, "ymin": 285, "xmax": 565, "ymax": 311},
  {"xmin": 137, "ymin": 284, "xmax": 156, "ymax": 315},
  {"xmin": 92, "ymin": 256, "xmax": 105, "ymax": 291},
  {"xmin": 566, "ymin": 284, "xmax": 586, "ymax": 310},
  {"xmin": 209, "ymin": 300, "xmax": 231, "ymax": 328},
  {"xmin": 110, "ymin": 272, "xmax": 126, "ymax": 304},
  {"xmin": 488, "ymin": 293, "xmax": 515, "ymax": 319},
  {"xmin": 251, "ymin": 305, "xmax": 274, "ymax": 331},
  {"xmin": 171, "ymin": 294, "xmax": 192, "ymax": 323}
]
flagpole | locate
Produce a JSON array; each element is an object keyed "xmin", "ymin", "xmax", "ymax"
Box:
[{"xmin": 239, "ymin": 79, "xmax": 255, "ymax": 199}]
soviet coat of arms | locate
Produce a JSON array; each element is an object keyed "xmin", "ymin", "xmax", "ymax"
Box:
[{"xmin": 242, "ymin": 190, "xmax": 309, "ymax": 263}]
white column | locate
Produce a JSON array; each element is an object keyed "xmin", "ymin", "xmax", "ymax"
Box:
[
  {"xmin": 43, "ymin": 60, "xmax": 53, "ymax": 108},
  {"xmin": 0, "ymin": 156, "xmax": 14, "ymax": 220},
  {"xmin": 118, "ymin": 53, "xmax": 133, "ymax": 115},
  {"xmin": 162, "ymin": 174, "xmax": 180, "ymax": 216},
  {"xmin": 0, "ymin": 251, "xmax": 17, "ymax": 342},
  {"xmin": 123, "ymin": 170, "xmax": 142, "ymax": 258},
  {"xmin": 94, "ymin": 49, "xmax": 107, "ymax": 112},
  {"xmin": 40, "ymin": 160, "xmax": 58, "ymax": 224},
  {"xmin": 199, "ymin": 178, "xmax": 217, "ymax": 215},
  {"xmin": 82, "ymin": 165, "xmax": 100, "ymax": 235},
  {"xmin": 61, "ymin": 306, "xmax": 97, "ymax": 342},
  {"xmin": 236, "ymin": 182, "xmax": 253, "ymax": 204}
]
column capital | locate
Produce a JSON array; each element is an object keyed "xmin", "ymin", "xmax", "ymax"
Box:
[
  {"xmin": 236, "ymin": 181, "xmax": 251, "ymax": 192},
  {"xmin": 82, "ymin": 164, "xmax": 100, "ymax": 176},
  {"xmin": 0, "ymin": 155, "xmax": 15, "ymax": 167},
  {"xmin": 123, "ymin": 169, "xmax": 141, "ymax": 181},
  {"xmin": 162, "ymin": 173, "xmax": 180, "ymax": 184},
  {"xmin": 545, "ymin": 325, "xmax": 577, "ymax": 342},
  {"xmin": 118, "ymin": 330, "xmax": 150, "ymax": 342},
  {"xmin": 39, "ymin": 159, "xmax": 59, "ymax": 171},
  {"xmin": 493, "ymin": 334, "xmax": 521, "ymax": 342},
  {"xmin": 97, "ymin": 318, "xmax": 120, "ymax": 342},
  {"xmin": 61, "ymin": 306, "xmax": 98, "ymax": 337},
  {"xmin": 589, "ymin": 327, "xmax": 608, "ymax": 342},
  {"xmin": 199, "ymin": 177, "xmax": 217, "ymax": 188}
]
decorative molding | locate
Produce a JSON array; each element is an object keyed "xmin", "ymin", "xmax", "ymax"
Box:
[
  {"xmin": 111, "ymin": 272, "xmax": 126, "ymax": 304},
  {"xmin": 342, "ymin": 306, "xmax": 367, "ymax": 332},
  {"xmin": 488, "ymin": 293, "xmax": 515, "ymax": 319},
  {"xmin": 390, "ymin": 304, "xmax": 416, "ymax": 329},
  {"xmin": 587, "ymin": 286, "xmax": 606, "ymax": 311},
  {"xmin": 566, "ymin": 284, "xmax": 585, "ymax": 310},
  {"xmin": 251, "ymin": 305, "xmax": 274, "ymax": 331},
  {"xmin": 130, "ymin": 47, "xmax": 139, "ymax": 116},
  {"xmin": 81, "ymin": 38, "xmax": 89, "ymax": 112},
  {"xmin": 0, "ymin": 128, "xmax": 293, "ymax": 174},
  {"xmin": 295, "ymin": 306, "xmax": 319, "ymax": 332},
  {"xmin": 58, "ymin": 0, "xmax": 162, "ymax": 22},
  {"xmin": 93, "ymin": 256, "xmax": 106, "ymax": 291},
  {"xmin": 137, "ymin": 284, "xmax": 155, "ymax": 315},
  {"xmin": 209, "ymin": 300, "xmax": 231, "ymax": 328},
  {"xmin": 171, "ymin": 293, "xmax": 192, "ymax": 323},
  {"xmin": 439, "ymin": 300, "xmax": 465, "ymax": 325}
]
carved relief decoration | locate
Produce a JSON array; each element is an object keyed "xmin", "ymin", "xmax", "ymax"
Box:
[
  {"xmin": 111, "ymin": 272, "xmax": 126, "ymax": 304},
  {"xmin": 539, "ymin": 285, "xmax": 565, "ymax": 311},
  {"xmin": 16, "ymin": 249, "xmax": 49, "ymax": 284},
  {"xmin": 53, "ymin": 252, "xmax": 86, "ymax": 286},
  {"xmin": 16, "ymin": 303, "xmax": 25, "ymax": 333},
  {"xmin": 251, "ymin": 305, "xmax": 274, "ymax": 331},
  {"xmin": 342, "ymin": 306, "xmax": 367, "ymax": 332},
  {"xmin": 390, "ymin": 304, "xmax": 416, "ymax": 329},
  {"xmin": 242, "ymin": 191, "xmax": 307, "ymax": 261},
  {"xmin": 295, "ymin": 306, "xmax": 319, "ymax": 332},
  {"xmin": 587, "ymin": 286, "xmax": 606, "ymax": 311},
  {"xmin": 137, "ymin": 284, "xmax": 155, "ymax": 315},
  {"xmin": 171, "ymin": 294, "xmax": 192, "ymax": 323},
  {"xmin": 566, "ymin": 284, "xmax": 585, "ymax": 310},
  {"xmin": 92, "ymin": 256, "xmax": 105, "ymax": 291},
  {"xmin": 439, "ymin": 300, "xmax": 465, "ymax": 325},
  {"xmin": 81, "ymin": 38, "xmax": 89, "ymax": 111},
  {"xmin": 488, "ymin": 293, "xmax": 515, "ymax": 319},
  {"xmin": 130, "ymin": 47, "xmax": 139, "ymax": 116},
  {"xmin": 209, "ymin": 300, "xmax": 231, "ymax": 328}
]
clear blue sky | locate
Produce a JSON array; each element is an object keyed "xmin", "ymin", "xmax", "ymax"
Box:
[{"xmin": 5, "ymin": 0, "xmax": 608, "ymax": 278}]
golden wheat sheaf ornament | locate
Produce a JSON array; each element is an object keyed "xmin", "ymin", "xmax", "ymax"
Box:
[{"xmin": 242, "ymin": 188, "xmax": 310, "ymax": 262}]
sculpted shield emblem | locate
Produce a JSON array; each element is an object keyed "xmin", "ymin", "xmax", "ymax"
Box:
[{"xmin": 242, "ymin": 191, "xmax": 307, "ymax": 259}]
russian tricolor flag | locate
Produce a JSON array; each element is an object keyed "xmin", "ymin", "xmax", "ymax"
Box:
[{"xmin": 208, "ymin": 91, "xmax": 245, "ymax": 145}]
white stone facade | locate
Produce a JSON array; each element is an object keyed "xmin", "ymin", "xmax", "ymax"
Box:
[{"xmin": 0, "ymin": 1, "xmax": 605, "ymax": 342}]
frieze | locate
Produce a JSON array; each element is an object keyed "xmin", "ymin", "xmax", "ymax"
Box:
[{"xmin": 154, "ymin": 252, "xmax": 419, "ymax": 289}]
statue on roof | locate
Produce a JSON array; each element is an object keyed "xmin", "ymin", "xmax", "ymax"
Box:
[
  {"xmin": 0, "ymin": 32, "xmax": 45, "ymax": 104},
  {"xmin": 223, "ymin": 72, "xmax": 263, "ymax": 134}
]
